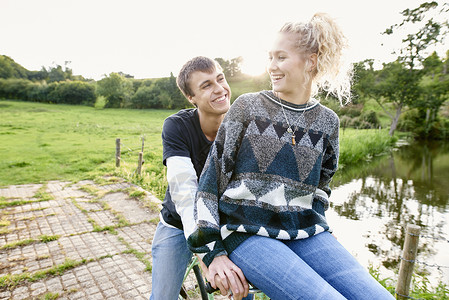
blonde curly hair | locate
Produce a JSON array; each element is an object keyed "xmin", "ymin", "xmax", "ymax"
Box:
[{"xmin": 279, "ymin": 13, "xmax": 352, "ymax": 103}]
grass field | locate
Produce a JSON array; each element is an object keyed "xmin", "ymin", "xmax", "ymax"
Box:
[
  {"xmin": 0, "ymin": 100, "xmax": 396, "ymax": 200},
  {"xmin": 0, "ymin": 100, "xmax": 172, "ymax": 198}
]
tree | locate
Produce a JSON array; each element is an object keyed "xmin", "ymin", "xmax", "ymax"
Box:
[
  {"xmin": 352, "ymin": 59, "xmax": 377, "ymax": 104},
  {"xmin": 413, "ymin": 52, "xmax": 449, "ymax": 138},
  {"xmin": 96, "ymin": 72, "xmax": 134, "ymax": 108},
  {"xmin": 0, "ymin": 55, "xmax": 30, "ymax": 79},
  {"xmin": 378, "ymin": 1, "xmax": 449, "ymax": 136},
  {"xmin": 215, "ymin": 57, "xmax": 243, "ymax": 78},
  {"xmin": 373, "ymin": 61, "xmax": 422, "ymax": 136},
  {"xmin": 384, "ymin": 1, "xmax": 448, "ymax": 69}
]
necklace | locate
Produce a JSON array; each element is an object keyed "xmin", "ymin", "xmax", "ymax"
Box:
[{"xmin": 275, "ymin": 91, "xmax": 309, "ymax": 146}]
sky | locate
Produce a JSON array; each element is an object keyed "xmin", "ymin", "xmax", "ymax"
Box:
[{"xmin": 1, "ymin": 0, "xmax": 447, "ymax": 80}]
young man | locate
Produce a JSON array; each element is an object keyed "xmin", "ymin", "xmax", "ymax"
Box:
[{"xmin": 150, "ymin": 56, "xmax": 247, "ymax": 299}]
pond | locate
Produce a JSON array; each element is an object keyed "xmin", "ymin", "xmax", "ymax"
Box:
[{"xmin": 327, "ymin": 140, "xmax": 449, "ymax": 287}]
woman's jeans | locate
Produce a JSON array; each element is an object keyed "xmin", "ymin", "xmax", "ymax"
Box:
[{"xmin": 229, "ymin": 232, "xmax": 395, "ymax": 300}]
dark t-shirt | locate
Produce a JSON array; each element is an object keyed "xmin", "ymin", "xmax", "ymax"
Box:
[{"xmin": 161, "ymin": 108, "xmax": 213, "ymax": 230}]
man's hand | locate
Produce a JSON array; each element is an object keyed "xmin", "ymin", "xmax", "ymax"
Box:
[{"xmin": 207, "ymin": 255, "xmax": 249, "ymax": 300}]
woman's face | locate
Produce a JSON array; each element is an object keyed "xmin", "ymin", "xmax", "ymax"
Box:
[{"xmin": 267, "ymin": 33, "xmax": 311, "ymax": 99}]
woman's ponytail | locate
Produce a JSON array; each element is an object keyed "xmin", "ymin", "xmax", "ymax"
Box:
[{"xmin": 280, "ymin": 13, "xmax": 353, "ymax": 103}]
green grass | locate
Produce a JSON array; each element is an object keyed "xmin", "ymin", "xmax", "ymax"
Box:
[
  {"xmin": 369, "ymin": 265, "xmax": 449, "ymax": 299},
  {"xmin": 1, "ymin": 100, "xmax": 396, "ymax": 201},
  {"xmin": 0, "ymin": 100, "xmax": 173, "ymax": 198},
  {"xmin": 0, "ymin": 235, "xmax": 60, "ymax": 250},
  {"xmin": 339, "ymin": 128, "xmax": 397, "ymax": 169},
  {"xmin": 0, "ymin": 258, "xmax": 88, "ymax": 288}
]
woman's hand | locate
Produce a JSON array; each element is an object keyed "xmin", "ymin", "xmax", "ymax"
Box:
[{"xmin": 207, "ymin": 255, "xmax": 249, "ymax": 300}]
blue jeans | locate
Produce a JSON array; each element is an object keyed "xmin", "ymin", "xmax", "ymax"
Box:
[
  {"xmin": 229, "ymin": 232, "xmax": 394, "ymax": 300},
  {"xmin": 150, "ymin": 222, "xmax": 192, "ymax": 300}
]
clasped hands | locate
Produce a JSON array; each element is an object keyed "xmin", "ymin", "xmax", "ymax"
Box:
[{"xmin": 198, "ymin": 255, "xmax": 249, "ymax": 300}]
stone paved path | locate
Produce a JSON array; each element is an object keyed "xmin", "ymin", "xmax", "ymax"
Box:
[{"xmin": 0, "ymin": 179, "xmax": 163, "ymax": 300}]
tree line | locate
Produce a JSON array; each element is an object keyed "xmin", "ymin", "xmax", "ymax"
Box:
[{"xmin": 0, "ymin": 54, "xmax": 249, "ymax": 109}]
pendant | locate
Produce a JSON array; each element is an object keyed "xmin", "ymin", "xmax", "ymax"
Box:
[
  {"xmin": 291, "ymin": 134, "xmax": 296, "ymax": 145},
  {"xmin": 287, "ymin": 127, "xmax": 293, "ymax": 134}
]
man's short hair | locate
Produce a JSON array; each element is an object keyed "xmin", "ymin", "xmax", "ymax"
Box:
[{"xmin": 177, "ymin": 56, "xmax": 222, "ymax": 98}]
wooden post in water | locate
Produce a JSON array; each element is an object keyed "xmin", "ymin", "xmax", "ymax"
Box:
[
  {"xmin": 137, "ymin": 152, "xmax": 143, "ymax": 176},
  {"xmin": 115, "ymin": 138, "xmax": 121, "ymax": 167},
  {"xmin": 396, "ymin": 224, "xmax": 420, "ymax": 299}
]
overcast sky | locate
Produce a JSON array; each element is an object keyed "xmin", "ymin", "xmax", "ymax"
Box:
[{"xmin": 1, "ymin": 0, "xmax": 446, "ymax": 80}]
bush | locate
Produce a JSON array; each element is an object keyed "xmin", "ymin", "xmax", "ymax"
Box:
[
  {"xmin": 0, "ymin": 78, "xmax": 34, "ymax": 100},
  {"xmin": 340, "ymin": 115, "xmax": 352, "ymax": 130},
  {"xmin": 47, "ymin": 81, "xmax": 96, "ymax": 105},
  {"xmin": 96, "ymin": 73, "xmax": 134, "ymax": 108},
  {"xmin": 340, "ymin": 104, "xmax": 363, "ymax": 118},
  {"xmin": 361, "ymin": 111, "xmax": 380, "ymax": 128},
  {"xmin": 130, "ymin": 85, "xmax": 164, "ymax": 109},
  {"xmin": 26, "ymin": 81, "xmax": 49, "ymax": 102}
]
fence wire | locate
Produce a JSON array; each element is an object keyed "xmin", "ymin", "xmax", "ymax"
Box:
[
  {"xmin": 395, "ymin": 290, "xmax": 424, "ymax": 300},
  {"xmin": 402, "ymin": 232, "xmax": 449, "ymax": 270},
  {"xmin": 395, "ymin": 230, "xmax": 449, "ymax": 299}
]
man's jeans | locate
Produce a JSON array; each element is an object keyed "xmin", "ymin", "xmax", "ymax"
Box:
[
  {"xmin": 229, "ymin": 232, "xmax": 395, "ymax": 300},
  {"xmin": 150, "ymin": 222, "xmax": 192, "ymax": 300}
]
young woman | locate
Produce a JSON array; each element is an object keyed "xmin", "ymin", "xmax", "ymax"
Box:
[{"xmin": 188, "ymin": 13, "xmax": 394, "ymax": 300}]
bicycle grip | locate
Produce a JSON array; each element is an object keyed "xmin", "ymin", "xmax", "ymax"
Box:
[{"xmin": 205, "ymin": 282, "xmax": 219, "ymax": 293}]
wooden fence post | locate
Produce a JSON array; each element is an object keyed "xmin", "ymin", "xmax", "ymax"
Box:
[
  {"xmin": 115, "ymin": 138, "xmax": 121, "ymax": 167},
  {"xmin": 396, "ymin": 224, "xmax": 420, "ymax": 299},
  {"xmin": 137, "ymin": 152, "xmax": 143, "ymax": 176},
  {"xmin": 141, "ymin": 136, "xmax": 145, "ymax": 152}
]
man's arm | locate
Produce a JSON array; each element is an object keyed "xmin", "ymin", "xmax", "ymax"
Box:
[{"xmin": 166, "ymin": 156, "xmax": 198, "ymax": 239}]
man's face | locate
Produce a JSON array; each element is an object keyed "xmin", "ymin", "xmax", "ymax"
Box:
[{"xmin": 187, "ymin": 68, "xmax": 231, "ymax": 116}]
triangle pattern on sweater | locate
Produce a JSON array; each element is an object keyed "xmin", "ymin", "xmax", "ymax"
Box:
[
  {"xmin": 223, "ymin": 181, "xmax": 256, "ymax": 201},
  {"xmin": 248, "ymin": 135, "xmax": 284, "ymax": 173},
  {"xmin": 303, "ymin": 154, "xmax": 323, "ymax": 185},
  {"xmin": 255, "ymin": 118, "xmax": 271, "ymax": 134},
  {"xmin": 273, "ymin": 122, "xmax": 287, "ymax": 139},
  {"xmin": 293, "ymin": 129, "xmax": 306, "ymax": 145},
  {"xmin": 309, "ymin": 131, "xmax": 323, "ymax": 147},
  {"xmin": 298, "ymin": 132, "xmax": 314, "ymax": 148},
  {"xmin": 258, "ymin": 184, "xmax": 288, "ymax": 207},
  {"xmin": 235, "ymin": 138, "xmax": 261, "ymax": 174},
  {"xmin": 245, "ymin": 180, "xmax": 283, "ymax": 201},
  {"xmin": 292, "ymin": 146, "xmax": 319, "ymax": 182},
  {"xmin": 197, "ymin": 197, "xmax": 218, "ymax": 225},
  {"xmin": 246, "ymin": 120, "xmax": 262, "ymax": 136},
  {"xmin": 265, "ymin": 144, "xmax": 300, "ymax": 181}
]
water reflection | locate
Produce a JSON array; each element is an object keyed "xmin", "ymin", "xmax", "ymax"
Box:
[{"xmin": 328, "ymin": 141, "xmax": 449, "ymax": 285}]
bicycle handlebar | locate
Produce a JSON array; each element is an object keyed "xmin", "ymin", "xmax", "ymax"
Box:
[{"xmin": 205, "ymin": 282, "xmax": 219, "ymax": 293}]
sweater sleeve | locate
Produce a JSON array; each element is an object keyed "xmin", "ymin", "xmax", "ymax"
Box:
[
  {"xmin": 315, "ymin": 116, "xmax": 340, "ymax": 209},
  {"xmin": 187, "ymin": 97, "xmax": 247, "ymax": 267}
]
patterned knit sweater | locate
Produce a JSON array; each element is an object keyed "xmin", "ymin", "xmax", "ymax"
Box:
[{"xmin": 187, "ymin": 91, "xmax": 340, "ymax": 267}]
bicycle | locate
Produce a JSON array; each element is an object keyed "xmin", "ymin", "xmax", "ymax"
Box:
[{"xmin": 179, "ymin": 256, "xmax": 268, "ymax": 300}]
